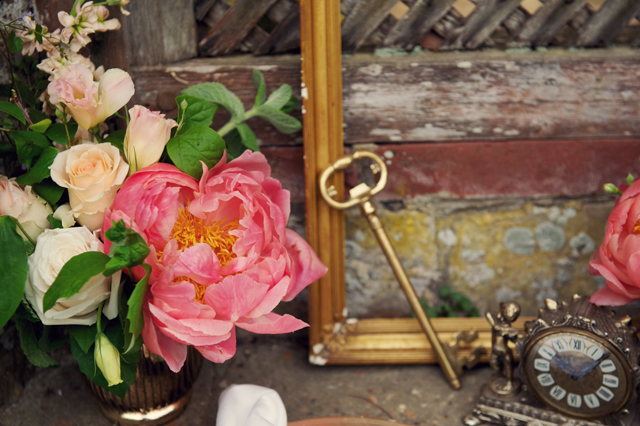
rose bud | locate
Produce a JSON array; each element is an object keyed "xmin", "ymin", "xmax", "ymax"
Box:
[
  {"xmin": 95, "ymin": 333, "xmax": 123, "ymax": 387},
  {"xmin": 124, "ymin": 105, "xmax": 177, "ymax": 174}
]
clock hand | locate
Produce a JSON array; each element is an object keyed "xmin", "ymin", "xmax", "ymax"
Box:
[{"xmin": 570, "ymin": 354, "xmax": 608, "ymax": 380}]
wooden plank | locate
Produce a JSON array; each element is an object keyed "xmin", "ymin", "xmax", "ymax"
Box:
[
  {"xmin": 123, "ymin": 0, "xmax": 197, "ymax": 66},
  {"xmin": 254, "ymin": 7, "xmax": 301, "ymax": 55},
  {"xmin": 261, "ymin": 146, "xmax": 305, "ymax": 203},
  {"xmin": 445, "ymin": 0, "xmax": 522, "ymax": 50},
  {"xmin": 341, "ymin": 0, "xmax": 400, "ymax": 52},
  {"xmin": 382, "ymin": 0, "xmax": 457, "ymax": 49},
  {"xmin": 195, "ymin": 0, "xmax": 216, "ymax": 21},
  {"xmin": 355, "ymin": 139, "xmax": 640, "ymax": 201},
  {"xmin": 198, "ymin": 0, "xmax": 278, "ymax": 56},
  {"xmin": 514, "ymin": 0, "xmax": 590, "ymax": 46},
  {"xmin": 340, "ymin": 49, "xmax": 640, "ymax": 144},
  {"xmin": 576, "ymin": 0, "xmax": 640, "ymax": 46},
  {"xmin": 133, "ymin": 49, "xmax": 640, "ymax": 146}
]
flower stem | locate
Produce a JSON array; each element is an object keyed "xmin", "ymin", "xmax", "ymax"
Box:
[
  {"xmin": 12, "ymin": 218, "xmax": 36, "ymax": 247},
  {"xmin": 217, "ymin": 108, "xmax": 258, "ymax": 137}
]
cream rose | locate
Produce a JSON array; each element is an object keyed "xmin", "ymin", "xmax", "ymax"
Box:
[
  {"xmin": 50, "ymin": 143, "xmax": 129, "ymax": 231},
  {"xmin": 24, "ymin": 227, "xmax": 121, "ymax": 326},
  {"xmin": 0, "ymin": 176, "xmax": 53, "ymax": 240}
]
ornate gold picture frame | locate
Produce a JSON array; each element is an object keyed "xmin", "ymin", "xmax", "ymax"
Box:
[{"xmin": 299, "ymin": 0, "xmax": 530, "ymax": 366}]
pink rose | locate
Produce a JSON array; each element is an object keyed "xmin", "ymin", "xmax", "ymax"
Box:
[
  {"xmin": 47, "ymin": 64, "xmax": 134, "ymax": 130},
  {"xmin": 104, "ymin": 151, "xmax": 327, "ymax": 371},
  {"xmin": 590, "ymin": 180, "xmax": 640, "ymax": 305},
  {"xmin": 124, "ymin": 105, "xmax": 177, "ymax": 173},
  {"xmin": 0, "ymin": 176, "xmax": 53, "ymax": 240}
]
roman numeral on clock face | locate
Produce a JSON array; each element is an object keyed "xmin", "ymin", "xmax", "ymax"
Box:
[
  {"xmin": 550, "ymin": 385, "xmax": 567, "ymax": 400},
  {"xmin": 568, "ymin": 393, "xmax": 582, "ymax": 408},
  {"xmin": 584, "ymin": 394, "xmax": 600, "ymax": 408}
]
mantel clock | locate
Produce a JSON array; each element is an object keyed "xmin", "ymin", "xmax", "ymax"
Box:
[{"xmin": 465, "ymin": 295, "xmax": 640, "ymax": 426}]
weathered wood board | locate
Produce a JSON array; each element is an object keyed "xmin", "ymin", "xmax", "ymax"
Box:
[
  {"xmin": 133, "ymin": 49, "xmax": 640, "ymax": 147},
  {"xmin": 351, "ymin": 139, "xmax": 640, "ymax": 201}
]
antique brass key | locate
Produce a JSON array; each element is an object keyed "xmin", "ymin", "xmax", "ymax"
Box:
[{"xmin": 320, "ymin": 151, "xmax": 485, "ymax": 390}]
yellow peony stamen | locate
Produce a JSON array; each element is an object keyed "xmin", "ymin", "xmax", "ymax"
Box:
[
  {"xmin": 174, "ymin": 276, "xmax": 207, "ymax": 304},
  {"xmin": 159, "ymin": 205, "xmax": 239, "ymax": 304},
  {"xmin": 634, "ymin": 220, "xmax": 640, "ymax": 236}
]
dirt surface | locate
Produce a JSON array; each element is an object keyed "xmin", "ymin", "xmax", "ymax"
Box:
[{"xmin": 1, "ymin": 329, "xmax": 492, "ymax": 426}]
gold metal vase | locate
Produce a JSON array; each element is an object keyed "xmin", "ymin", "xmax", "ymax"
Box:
[{"xmin": 88, "ymin": 345, "xmax": 203, "ymax": 426}]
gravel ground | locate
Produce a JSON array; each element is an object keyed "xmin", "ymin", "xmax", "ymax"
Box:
[{"xmin": 1, "ymin": 328, "xmax": 492, "ymax": 426}]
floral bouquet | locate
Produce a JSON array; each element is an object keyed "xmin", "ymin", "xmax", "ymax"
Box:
[
  {"xmin": 589, "ymin": 176, "xmax": 640, "ymax": 306},
  {"xmin": 0, "ymin": 1, "xmax": 326, "ymax": 398}
]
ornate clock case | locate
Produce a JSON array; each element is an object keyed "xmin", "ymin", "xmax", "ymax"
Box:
[{"xmin": 464, "ymin": 295, "xmax": 640, "ymax": 426}]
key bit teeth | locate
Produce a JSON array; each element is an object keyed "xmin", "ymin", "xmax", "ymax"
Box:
[{"xmin": 327, "ymin": 185, "xmax": 337, "ymax": 198}]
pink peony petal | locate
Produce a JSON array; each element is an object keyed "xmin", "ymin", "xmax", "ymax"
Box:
[
  {"xmin": 142, "ymin": 301, "xmax": 188, "ymax": 372},
  {"xmin": 173, "ymin": 243, "xmax": 222, "ymax": 284},
  {"xmin": 197, "ymin": 328, "xmax": 237, "ymax": 363},
  {"xmin": 590, "ymin": 285, "xmax": 637, "ymax": 306},
  {"xmin": 282, "ymin": 229, "xmax": 328, "ymax": 301},
  {"xmin": 204, "ymin": 275, "xmax": 269, "ymax": 322},
  {"xmin": 236, "ymin": 312, "xmax": 308, "ymax": 334}
]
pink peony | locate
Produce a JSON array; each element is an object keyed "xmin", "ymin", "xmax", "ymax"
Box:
[
  {"xmin": 590, "ymin": 180, "xmax": 640, "ymax": 305},
  {"xmin": 103, "ymin": 151, "xmax": 327, "ymax": 371}
]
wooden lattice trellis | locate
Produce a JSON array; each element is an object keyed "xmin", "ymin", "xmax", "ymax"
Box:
[{"xmin": 195, "ymin": 0, "xmax": 640, "ymax": 56}]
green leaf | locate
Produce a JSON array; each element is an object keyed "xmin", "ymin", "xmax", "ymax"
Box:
[
  {"xmin": 264, "ymin": 84, "xmax": 292, "ymax": 110},
  {"xmin": 104, "ymin": 130, "xmax": 126, "ymax": 155},
  {"xmin": 7, "ymin": 31, "xmax": 24, "ymax": 54},
  {"xmin": 42, "ymin": 252, "xmax": 111, "ymax": 313},
  {"xmin": 69, "ymin": 324, "xmax": 99, "ymax": 354},
  {"xmin": 627, "ymin": 173, "xmax": 635, "ymax": 187},
  {"xmin": 253, "ymin": 105, "xmax": 302, "ymax": 134},
  {"xmin": 182, "ymin": 83, "xmax": 244, "ymax": 122},
  {"xmin": 34, "ymin": 24, "xmax": 43, "ymax": 44},
  {"xmin": 252, "ymin": 69, "xmax": 266, "ymax": 107},
  {"xmin": 21, "ymin": 299, "xmax": 40, "ymax": 322},
  {"xmin": 176, "ymin": 95, "xmax": 217, "ymax": 134},
  {"xmin": 223, "ymin": 129, "xmax": 245, "ymax": 160},
  {"xmin": 167, "ymin": 125, "xmax": 226, "ymax": 180},
  {"xmin": 103, "ymin": 220, "xmax": 151, "ymax": 276},
  {"xmin": 47, "ymin": 213, "xmax": 63, "ymax": 229},
  {"xmin": 39, "ymin": 326, "xmax": 67, "ymax": 352},
  {"xmin": 29, "ymin": 119, "xmax": 52, "ymax": 134},
  {"xmin": 236, "ymin": 123, "xmax": 258, "ymax": 151},
  {"xmin": 28, "ymin": 109, "xmax": 49, "ymax": 124},
  {"xmin": 12, "ymin": 130, "xmax": 51, "ymax": 169},
  {"xmin": 0, "ymin": 84, "xmax": 12, "ymax": 97},
  {"xmin": 16, "ymin": 82, "xmax": 37, "ymax": 108},
  {"xmin": 14, "ymin": 307, "xmax": 59, "ymax": 367},
  {"xmin": 0, "ymin": 101, "xmax": 26, "ymax": 125},
  {"xmin": 280, "ymin": 95, "xmax": 298, "ymax": 113},
  {"xmin": 33, "ymin": 178, "xmax": 65, "ymax": 206},
  {"xmin": 46, "ymin": 122, "xmax": 78, "ymax": 147},
  {"xmin": 124, "ymin": 264, "xmax": 151, "ymax": 353},
  {"xmin": 16, "ymin": 146, "xmax": 59, "ymax": 186},
  {"xmin": 0, "ymin": 216, "xmax": 28, "ymax": 329}
]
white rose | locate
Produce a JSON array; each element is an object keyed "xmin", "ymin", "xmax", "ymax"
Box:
[
  {"xmin": 24, "ymin": 227, "xmax": 121, "ymax": 325},
  {"xmin": 0, "ymin": 175, "xmax": 53, "ymax": 241},
  {"xmin": 50, "ymin": 142, "xmax": 129, "ymax": 231}
]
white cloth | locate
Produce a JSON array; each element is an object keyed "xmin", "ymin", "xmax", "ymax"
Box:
[{"xmin": 216, "ymin": 384, "xmax": 287, "ymax": 426}]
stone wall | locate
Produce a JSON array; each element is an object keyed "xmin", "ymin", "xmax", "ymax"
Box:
[{"xmin": 345, "ymin": 194, "xmax": 610, "ymax": 318}]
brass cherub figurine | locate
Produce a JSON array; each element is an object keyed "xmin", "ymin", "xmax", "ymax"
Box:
[{"xmin": 485, "ymin": 302, "xmax": 521, "ymax": 395}]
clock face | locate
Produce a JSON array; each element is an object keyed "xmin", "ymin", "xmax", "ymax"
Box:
[{"xmin": 523, "ymin": 329, "xmax": 633, "ymax": 419}]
